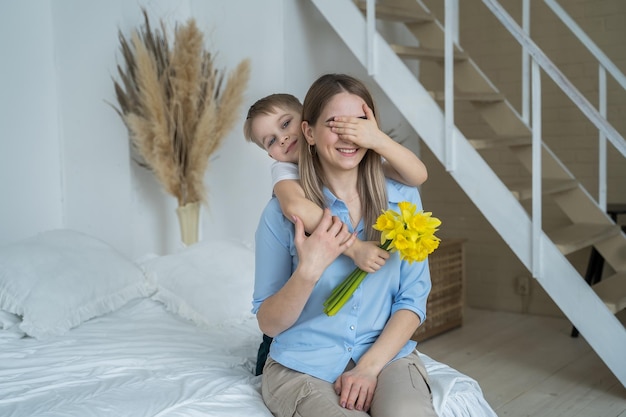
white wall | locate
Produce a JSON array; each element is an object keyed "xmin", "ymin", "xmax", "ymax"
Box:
[
  {"xmin": 0, "ymin": 0, "xmax": 420, "ymax": 258},
  {"xmin": 0, "ymin": 0, "xmax": 280, "ymax": 257},
  {"xmin": 0, "ymin": 2, "xmax": 63, "ymax": 242}
]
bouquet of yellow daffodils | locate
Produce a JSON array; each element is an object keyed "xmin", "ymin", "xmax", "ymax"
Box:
[{"xmin": 323, "ymin": 201, "xmax": 441, "ymax": 316}]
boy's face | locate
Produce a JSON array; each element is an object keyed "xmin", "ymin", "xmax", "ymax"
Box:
[{"xmin": 250, "ymin": 107, "xmax": 302, "ymax": 164}]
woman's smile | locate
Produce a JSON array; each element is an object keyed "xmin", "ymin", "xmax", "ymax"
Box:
[{"xmin": 337, "ymin": 147, "xmax": 358, "ymax": 155}]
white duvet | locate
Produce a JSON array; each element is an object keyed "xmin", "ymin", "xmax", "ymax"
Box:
[{"xmin": 0, "ymin": 298, "xmax": 496, "ymax": 417}]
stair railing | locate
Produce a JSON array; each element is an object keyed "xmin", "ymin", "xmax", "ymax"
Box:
[
  {"xmin": 480, "ymin": 0, "xmax": 626, "ymax": 217},
  {"xmin": 481, "ymin": 0, "xmax": 626, "ymax": 157},
  {"xmin": 362, "ymin": 0, "xmax": 624, "ymax": 277},
  {"xmin": 366, "ymin": 0, "xmax": 376, "ymax": 75},
  {"xmin": 539, "ymin": 0, "xmax": 626, "ymax": 210},
  {"xmin": 479, "ymin": 0, "xmax": 626, "ymax": 277},
  {"xmin": 444, "ymin": 0, "xmax": 458, "ymax": 172}
]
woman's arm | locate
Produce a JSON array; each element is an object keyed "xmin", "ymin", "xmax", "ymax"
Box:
[
  {"xmin": 328, "ymin": 104, "xmax": 427, "ymax": 187},
  {"xmin": 274, "ymin": 179, "xmax": 389, "ymax": 273},
  {"xmin": 257, "ymin": 210, "xmax": 356, "ymax": 337},
  {"xmin": 334, "ymin": 309, "xmax": 421, "ymax": 411}
]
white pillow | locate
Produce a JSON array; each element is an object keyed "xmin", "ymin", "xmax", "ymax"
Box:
[
  {"xmin": 0, "ymin": 310, "xmax": 24, "ymax": 341},
  {"xmin": 0, "ymin": 310, "xmax": 20, "ymax": 330},
  {"xmin": 0, "ymin": 229, "xmax": 152, "ymax": 339},
  {"xmin": 140, "ymin": 239, "xmax": 255, "ymax": 329}
]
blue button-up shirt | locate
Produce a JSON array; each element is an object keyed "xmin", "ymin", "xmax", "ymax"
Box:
[{"xmin": 252, "ymin": 179, "xmax": 431, "ymax": 383}]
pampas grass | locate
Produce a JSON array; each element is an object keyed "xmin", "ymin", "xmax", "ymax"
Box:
[{"xmin": 113, "ymin": 9, "xmax": 250, "ymax": 206}]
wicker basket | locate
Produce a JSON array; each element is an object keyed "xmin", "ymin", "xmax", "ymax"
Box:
[{"xmin": 412, "ymin": 239, "xmax": 465, "ymax": 342}]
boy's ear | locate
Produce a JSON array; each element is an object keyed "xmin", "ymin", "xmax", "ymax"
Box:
[{"xmin": 302, "ymin": 121, "xmax": 314, "ymax": 145}]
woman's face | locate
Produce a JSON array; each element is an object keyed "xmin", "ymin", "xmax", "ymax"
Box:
[{"xmin": 305, "ymin": 92, "xmax": 368, "ymax": 173}]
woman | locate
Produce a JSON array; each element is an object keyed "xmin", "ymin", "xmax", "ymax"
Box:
[{"xmin": 252, "ymin": 74, "xmax": 436, "ymax": 416}]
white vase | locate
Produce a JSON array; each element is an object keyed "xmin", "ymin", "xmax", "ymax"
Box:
[{"xmin": 176, "ymin": 202, "xmax": 200, "ymax": 246}]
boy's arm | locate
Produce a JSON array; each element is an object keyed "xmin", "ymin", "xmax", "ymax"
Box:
[
  {"xmin": 329, "ymin": 104, "xmax": 427, "ymax": 187},
  {"xmin": 274, "ymin": 180, "xmax": 389, "ymax": 273},
  {"xmin": 380, "ymin": 141, "xmax": 427, "ymax": 187},
  {"xmin": 274, "ymin": 179, "xmax": 323, "ymax": 234}
]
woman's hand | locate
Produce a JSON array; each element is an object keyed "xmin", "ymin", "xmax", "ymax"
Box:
[
  {"xmin": 333, "ymin": 310, "xmax": 421, "ymax": 409},
  {"xmin": 345, "ymin": 239, "xmax": 390, "ymax": 273},
  {"xmin": 293, "ymin": 208, "xmax": 356, "ymax": 283},
  {"xmin": 334, "ymin": 365, "xmax": 378, "ymax": 412},
  {"xmin": 327, "ymin": 103, "xmax": 388, "ymax": 151},
  {"xmin": 257, "ymin": 209, "xmax": 356, "ymax": 337}
]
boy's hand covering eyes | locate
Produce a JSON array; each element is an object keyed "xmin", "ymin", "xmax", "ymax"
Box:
[{"xmin": 327, "ymin": 104, "xmax": 382, "ymax": 150}]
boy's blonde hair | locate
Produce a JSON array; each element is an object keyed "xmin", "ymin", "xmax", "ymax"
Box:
[{"xmin": 243, "ymin": 93, "xmax": 303, "ymax": 148}]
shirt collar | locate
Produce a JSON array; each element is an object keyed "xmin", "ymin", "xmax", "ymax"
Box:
[
  {"xmin": 322, "ymin": 187, "xmax": 339, "ymax": 207},
  {"xmin": 322, "ymin": 179, "xmax": 405, "ymax": 206},
  {"xmin": 386, "ymin": 180, "xmax": 406, "ymax": 204}
]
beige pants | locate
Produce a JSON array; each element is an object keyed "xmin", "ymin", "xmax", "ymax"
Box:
[{"xmin": 261, "ymin": 350, "xmax": 437, "ymax": 417}]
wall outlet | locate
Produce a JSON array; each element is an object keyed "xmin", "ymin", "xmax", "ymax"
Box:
[{"xmin": 514, "ymin": 275, "xmax": 531, "ymax": 296}]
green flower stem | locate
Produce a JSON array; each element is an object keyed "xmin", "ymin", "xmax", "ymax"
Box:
[
  {"xmin": 323, "ymin": 240, "xmax": 392, "ymax": 316},
  {"xmin": 323, "ymin": 267, "xmax": 361, "ymax": 308},
  {"xmin": 324, "ymin": 269, "xmax": 367, "ymax": 316}
]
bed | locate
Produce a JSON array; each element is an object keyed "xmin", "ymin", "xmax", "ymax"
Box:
[{"xmin": 0, "ymin": 230, "xmax": 497, "ymax": 417}]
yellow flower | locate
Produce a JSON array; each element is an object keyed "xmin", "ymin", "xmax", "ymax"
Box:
[
  {"xmin": 323, "ymin": 202, "xmax": 441, "ymax": 316},
  {"xmin": 374, "ymin": 211, "xmax": 401, "ymax": 242},
  {"xmin": 398, "ymin": 201, "xmax": 416, "ymax": 221},
  {"xmin": 375, "ymin": 206, "xmax": 441, "ymax": 264}
]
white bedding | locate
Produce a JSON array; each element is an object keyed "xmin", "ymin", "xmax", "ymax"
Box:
[
  {"xmin": 0, "ymin": 298, "xmax": 268, "ymax": 417},
  {"xmin": 0, "ymin": 297, "xmax": 496, "ymax": 417},
  {"xmin": 0, "ymin": 231, "xmax": 496, "ymax": 417}
]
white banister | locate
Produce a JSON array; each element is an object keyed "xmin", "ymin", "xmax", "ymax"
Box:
[
  {"xmin": 480, "ymin": 0, "xmax": 626, "ymax": 159},
  {"xmin": 542, "ymin": 0, "xmax": 625, "ymax": 212},
  {"xmin": 543, "ymin": 0, "xmax": 626, "ymax": 91},
  {"xmin": 521, "ymin": 0, "xmax": 530, "ymax": 124},
  {"xmin": 599, "ymin": 66, "xmax": 607, "ymax": 211},
  {"xmin": 444, "ymin": 0, "xmax": 456, "ymax": 171},
  {"xmin": 531, "ymin": 59, "xmax": 542, "ymax": 278},
  {"xmin": 366, "ymin": 0, "xmax": 376, "ymax": 75}
]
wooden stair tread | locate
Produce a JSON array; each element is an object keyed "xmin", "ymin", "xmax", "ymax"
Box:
[
  {"xmin": 593, "ymin": 272, "xmax": 626, "ymax": 314},
  {"xmin": 506, "ymin": 178, "xmax": 579, "ymax": 201},
  {"xmin": 432, "ymin": 91, "xmax": 505, "ymax": 103},
  {"xmin": 354, "ymin": 0, "xmax": 434, "ymax": 23},
  {"xmin": 468, "ymin": 135, "xmax": 532, "ymax": 149},
  {"xmin": 390, "ymin": 44, "xmax": 467, "ymax": 61},
  {"xmin": 548, "ymin": 224, "xmax": 622, "ymax": 255}
]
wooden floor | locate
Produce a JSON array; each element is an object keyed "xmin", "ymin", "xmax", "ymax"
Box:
[{"xmin": 417, "ymin": 308, "xmax": 626, "ymax": 417}]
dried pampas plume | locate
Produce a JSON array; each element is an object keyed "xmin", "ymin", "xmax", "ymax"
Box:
[{"xmin": 112, "ymin": 9, "xmax": 250, "ymax": 207}]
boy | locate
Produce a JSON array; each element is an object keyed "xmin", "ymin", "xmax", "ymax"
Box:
[{"xmin": 243, "ymin": 93, "xmax": 427, "ymax": 273}]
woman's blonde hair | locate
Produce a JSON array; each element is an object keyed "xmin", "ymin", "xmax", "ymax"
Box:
[{"xmin": 299, "ymin": 74, "xmax": 387, "ymax": 241}]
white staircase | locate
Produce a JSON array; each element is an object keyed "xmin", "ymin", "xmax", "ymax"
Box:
[{"xmin": 310, "ymin": 0, "xmax": 626, "ymax": 386}]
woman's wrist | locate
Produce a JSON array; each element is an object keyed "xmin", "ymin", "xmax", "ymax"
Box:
[
  {"xmin": 354, "ymin": 355, "xmax": 386, "ymax": 377},
  {"xmin": 293, "ymin": 262, "xmax": 324, "ymax": 285}
]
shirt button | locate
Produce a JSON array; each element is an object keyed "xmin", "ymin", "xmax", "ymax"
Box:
[
  {"xmin": 350, "ymin": 325, "xmax": 355, "ymax": 330},
  {"xmin": 352, "ymin": 305, "xmax": 358, "ymax": 310},
  {"xmin": 348, "ymin": 347, "xmax": 353, "ymax": 352}
]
